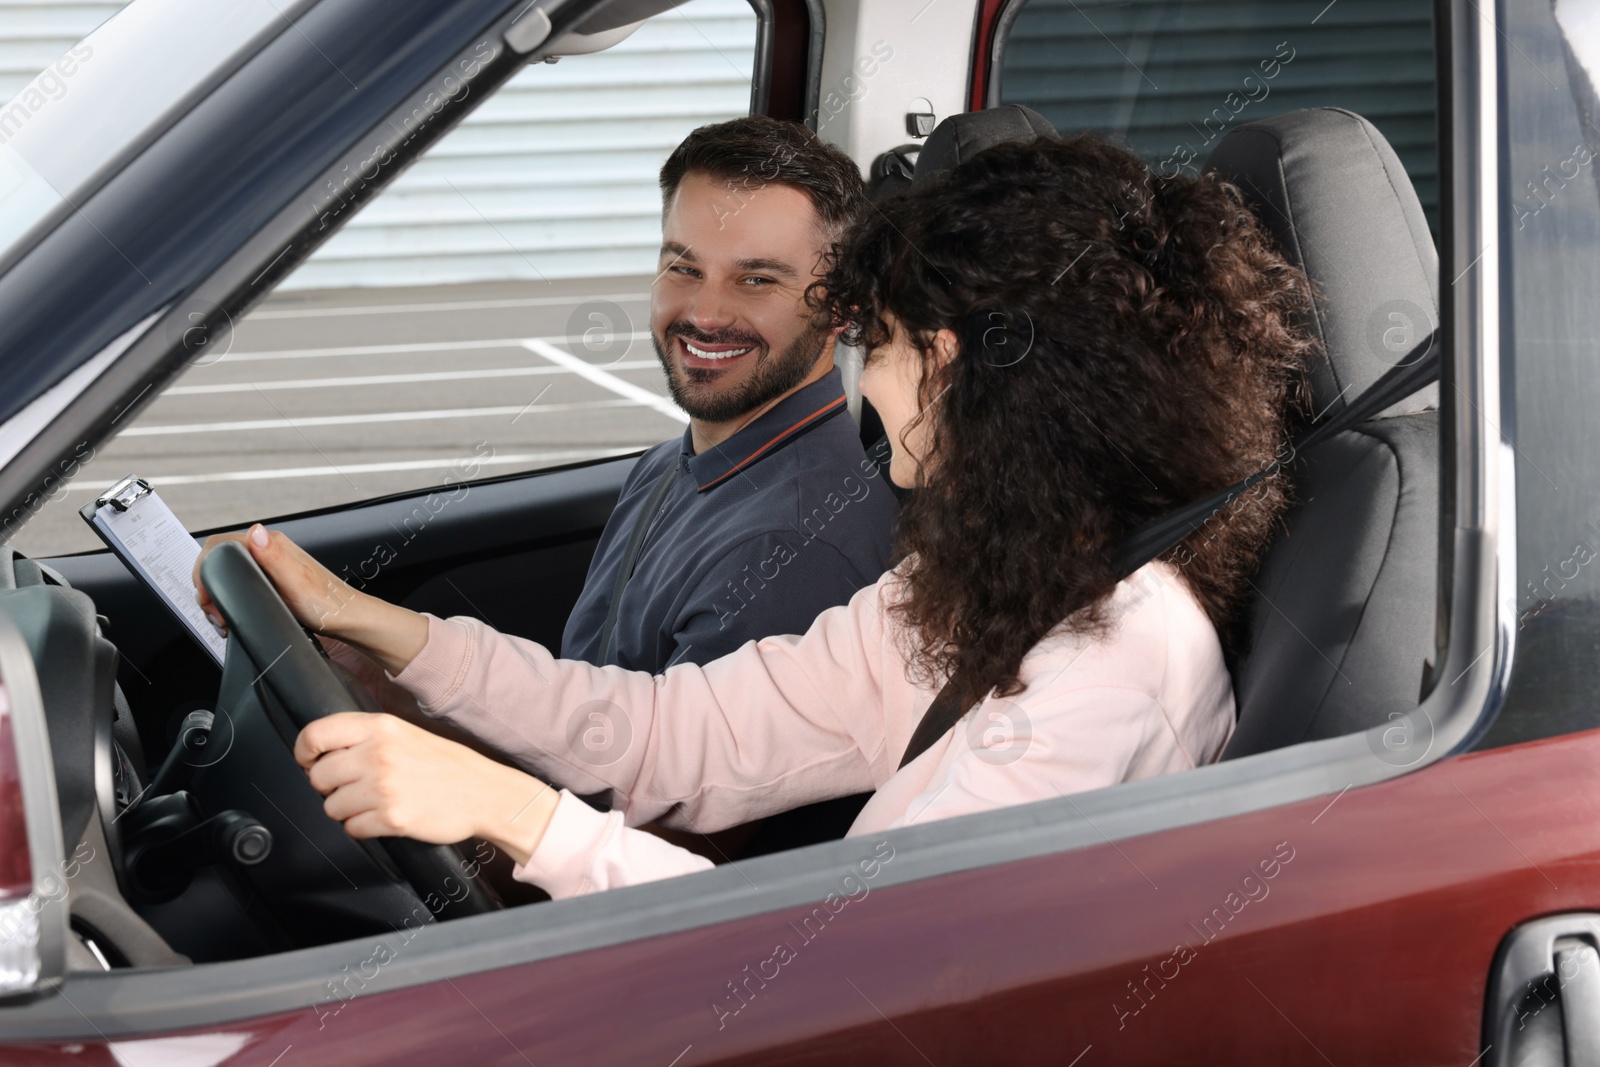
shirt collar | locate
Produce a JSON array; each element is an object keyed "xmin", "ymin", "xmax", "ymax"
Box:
[{"xmin": 684, "ymin": 367, "xmax": 850, "ymax": 492}]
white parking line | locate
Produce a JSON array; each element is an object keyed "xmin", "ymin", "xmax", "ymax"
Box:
[
  {"xmin": 119, "ymin": 399, "xmax": 639, "ymax": 436},
  {"xmin": 248, "ymin": 291, "xmax": 651, "ymax": 320},
  {"xmin": 166, "ymin": 360, "xmax": 660, "ymax": 395},
  {"xmin": 521, "ymin": 338, "xmax": 688, "ymax": 424},
  {"xmin": 65, "ymin": 448, "xmax": 641, "ymax": 489},
  {"xmin": 220, "ymin": 332, "xmax": 654, "ymax": 363}
]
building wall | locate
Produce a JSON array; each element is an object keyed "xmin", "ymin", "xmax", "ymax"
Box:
[
  {"xmin": 997, "ymin": 0, "xmax": 1439, "ymax": 228},
  {"xmin": 0, "ymin": 0, "xmax": 758, "ymax": 289}
]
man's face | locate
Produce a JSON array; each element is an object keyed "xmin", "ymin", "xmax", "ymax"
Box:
[{"xmin": 652, "ymin": 171, "xmax": 834, "ymax": 424}]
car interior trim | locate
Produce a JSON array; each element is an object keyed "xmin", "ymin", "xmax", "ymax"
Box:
[
  {"xmin": 801, "ymin": 0, "xmax": 826, "ymax": 128},
  {"xmin": 0, "ymin": 611, "xmax": 68, "ymax": 1003},
  {"xmin": 982, "ymin": 0, "xmax": 1031, "ymax": 109},
  {"xmin": 745, "ymin": 0, "xmax": 823, "ymax": 125},
  {"xmin": 967, "ymin": 0, "xmax": 1007, "ymax": 110},
  {"xmin": 814, "ymin": 0, "xmax": 974, "ymax": 168},
  {"xmin": 748, "ymin": 0, "xmax": 777, "ymax": 115}
]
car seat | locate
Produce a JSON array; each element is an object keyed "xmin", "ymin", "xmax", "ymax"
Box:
[{"xmin": 1203, "ymin": 108, "xmax": 1442, "ymax": 757}]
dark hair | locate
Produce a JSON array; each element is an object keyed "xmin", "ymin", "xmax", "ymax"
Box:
[
  {"xmin": 659, "ymin": 115, "xmax": 867, "ymax": 239},
  {"xmin": 817, "ymin": 133, "xmax": 1314, "ymax": 705}
]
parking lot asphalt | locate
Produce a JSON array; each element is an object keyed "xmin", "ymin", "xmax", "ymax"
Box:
[{"xmin": 16, "ymin": 276, "xmax": 679, "ymax": 556}]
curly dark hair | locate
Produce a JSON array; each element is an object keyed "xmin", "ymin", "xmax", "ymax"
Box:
[{"xmin": 816, "ymin": 133, "xmax": 1315, "ymax": 705}]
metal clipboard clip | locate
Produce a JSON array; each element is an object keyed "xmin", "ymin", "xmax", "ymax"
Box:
[{"xmin": 95, "ymin": 476, "xmax": 154, "ymax": 512}]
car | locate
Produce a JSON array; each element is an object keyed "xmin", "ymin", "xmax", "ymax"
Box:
[{"xmin": 0, "ymin": 0, "xmax": 1594, "ymax": 1063}]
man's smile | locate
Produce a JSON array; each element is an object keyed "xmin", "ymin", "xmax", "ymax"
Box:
[{"xmin": 677, "ymin": 335, "xmax": 758, "ymax": 369}]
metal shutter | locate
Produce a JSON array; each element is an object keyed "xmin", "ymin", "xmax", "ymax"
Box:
[
  {"xmin": 996, "ymin": 0, "xmax": 1438, "ymax": 228},
  {"xmin": 291, "ymin": 0, "xmax": 757, "ymax": 289},
  {"xmin": 0, "ymin": 0, "xmax": 757, "ymax": 289},
  {"xmin": 0, "ymin": 1, "xmax": 125, "ymax": 102}
]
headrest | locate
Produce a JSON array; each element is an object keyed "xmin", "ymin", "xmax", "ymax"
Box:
[
  {"xmin": 1204, "ymin": 108, "xmax": 1439, "ymax": 419},
  {"xmin": 913, "ymin": 105, "xmax": 1057, "ymax": 185}
]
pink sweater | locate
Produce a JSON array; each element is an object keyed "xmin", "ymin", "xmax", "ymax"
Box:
[{"xmin": 339, "ymin": 561, "xmax": 1233, "ymax": 899}]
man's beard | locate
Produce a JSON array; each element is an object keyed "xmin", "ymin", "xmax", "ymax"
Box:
[{"xmin": 654, "ymin": 320, "xmax": 829, "ymax": 424}]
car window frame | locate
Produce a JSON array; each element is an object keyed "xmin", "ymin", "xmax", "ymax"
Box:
[
  {"xmin": 0, "ymin": 0, "xmax": 324, "ymax": 283},
  {"xmin": 0, "ymin": 0, "xmax": 1516, "ymax": 1039},
  {"xmin": 748, "ymin": 0, "xmax": 825, "ymax": 124}
]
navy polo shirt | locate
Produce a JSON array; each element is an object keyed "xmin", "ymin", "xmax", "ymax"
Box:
[{"xmin": 561, "ymin": 368, "xmax": 898, "ymax": 672}]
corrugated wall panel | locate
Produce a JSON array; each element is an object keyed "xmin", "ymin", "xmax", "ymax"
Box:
[
  {"xmin": 0, "ymin": 1, "xmax": 125, "ymax": 101},
  {"xmin": 0, "ymin": 0, "xmax": 757, "ymax": 289},
  {"xmin": 292, "ymin": 1, "xmax": 758, "ymax": 289},
  {"xmin": 998, "ymin": 0, "xmax": 1439, "ymax": 228}
]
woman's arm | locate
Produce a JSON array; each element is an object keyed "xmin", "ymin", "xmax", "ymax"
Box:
[
  {"xmin": 194, "ymin": 524, "xmax": 432, "ymax": 673},
  {"xmin": 198, "ymin": 525, "xmax": 911, "ymax": 895},
  {"xmin": 290, "ymin": 577, "xmax": 910, "ymax": 899},
  {"xmin": 195, "ymin": 528, "xmax": 904, "ymax": 816},
  {"xmin": 392, "ymin": 571, "xmax": 904, "ymax": 835},
  {"xmin": 292, "ymin": 709, "xmax": 718, "ymax": 898},
  {"xmin": 294, "ymin": 710, "xmax": 558, "ymax": 861}
]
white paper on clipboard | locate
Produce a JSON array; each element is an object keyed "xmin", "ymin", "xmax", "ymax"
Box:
[{"xmin": 81, "ymin": 477, "xmax": 226, "ymax": 665}]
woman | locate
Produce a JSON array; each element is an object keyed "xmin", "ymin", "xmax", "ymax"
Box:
[{"xmin": 195, "ymin": 134, "xmax": 1312, "ymax": 899}]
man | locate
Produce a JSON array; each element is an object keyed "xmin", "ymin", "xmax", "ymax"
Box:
[
  {"xmin": 201, "ymin": 117, "xmax": 892, "ymax": 863},
  {"xmin": 560, "ymin": 115, "xmax": 897, "ymax": 675}
]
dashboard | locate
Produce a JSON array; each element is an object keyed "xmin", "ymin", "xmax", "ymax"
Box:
[
  {"xmin": 0, "ymin": 544, "xmax": 408, "ymax": 967},
  {"xmin": 0, "ymin": 546, "xmax": 188, "ymax": 970}
]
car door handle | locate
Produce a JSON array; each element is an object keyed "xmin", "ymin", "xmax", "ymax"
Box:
[
  {"xmin": 1487, "ymin": 914, "xmax": 1600, "ymax": 1067},
  {"xmin": 1558, "ymin": 942, "xmax": 1600, "ymax": 1067}
]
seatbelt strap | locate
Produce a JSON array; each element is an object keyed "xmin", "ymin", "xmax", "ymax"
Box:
[
  {"xmin": 1110, "ymin": 332, "xmax": 1440, "ymax": 577},
  {"xmin": 596, "ymin": 464, "xmax": 678, "ymax": 667},
  {"xmin": 895, "ymin": 331, "xmax": 1440, "ymax": 770},
  {"xmin": 898, "ymin": 682, "xmax": 973, "ymax": 770}
]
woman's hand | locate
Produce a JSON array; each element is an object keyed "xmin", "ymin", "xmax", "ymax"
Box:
[
  {"xmin": 295, "ymin": 711, "xmax": 559, "ymax": 866},
  {"xmin": 193, "ymin": 524, "xmax": 429, "ymax": 674},
  {"xmin": 194, "ymin": 524, "xmax": 356, "ymax": 634}
]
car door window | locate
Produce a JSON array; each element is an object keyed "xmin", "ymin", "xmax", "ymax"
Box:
[
  {"xmin": 1473, "ymin": 0, "xmax": 1600, "ymax": 749},
  {"xmin": 7, "ymin": 0, "xmax": 757, "ymax": 556},
  {"xmin": 994, "ymin": 0, "xmax": 1439, "ymax": 228}
]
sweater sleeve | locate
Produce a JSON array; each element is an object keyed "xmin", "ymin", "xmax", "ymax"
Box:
[
  {"xmin": 665, "ymin": 532, "xmax": 881, "ymax": 668},
  {"xmin": 512, "ymin": 789, "xmax": 715, "ymax": 898},
  {"xmin": 390, "ymin": 571, "xmax": 909, "ymax": 843},
  {"xmin": 319, "ymin": 636, "xmax": 425, "ymax": 719}
]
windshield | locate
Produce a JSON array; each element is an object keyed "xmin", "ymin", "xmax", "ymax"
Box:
[{"xmin": 0, "ymin": 0, "xmax": 315, "ymax": 269}]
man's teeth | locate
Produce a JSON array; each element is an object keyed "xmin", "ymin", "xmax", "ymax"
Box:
[{"xmin": 685, "ymin": 341, "xmax": 751, "ymax": 360}]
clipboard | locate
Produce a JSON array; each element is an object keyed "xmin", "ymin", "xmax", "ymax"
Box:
[{"xmin": 79, "ymin": 476, "xmax": 227, "ymax": 666}]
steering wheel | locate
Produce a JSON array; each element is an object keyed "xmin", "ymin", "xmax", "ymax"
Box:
[{"xmin": 199, "ymin": 541, "xmax": 501, "ymax": 923}]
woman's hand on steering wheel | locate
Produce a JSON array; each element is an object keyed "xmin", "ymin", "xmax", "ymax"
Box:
[
  {"xmin": 295, "ymin": 710, "xmax": 559, "ymax": 866},
  {"xmin": 197, "ymin": 534, "xmax": 510, "ymax": 917},
  {"xmin": 195, "ymin": 524, "xmax": 353, "ymax": 633},
  {"xmin": 194, "ymin": 524, "xmax": 429, "ymax": 674}
]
